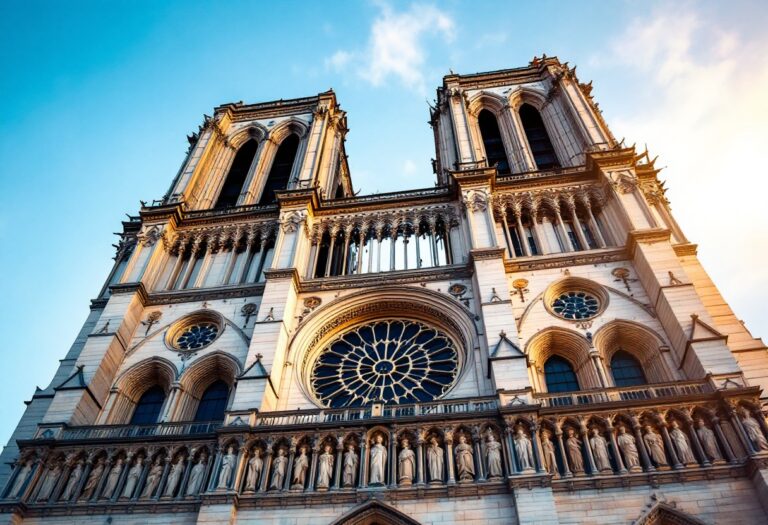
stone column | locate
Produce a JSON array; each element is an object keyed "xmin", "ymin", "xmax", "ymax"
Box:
[
  {"xmin": 729, "ymin": 407, "xmax": 757, "ymax": 455},
  {"xmin": 416, "ymin": 434, "xmax": 426, "ymax": 486},
  {"xmin": 504, "ymin": 425, "xmax": 518, "ymax": 474},
  {"xmin": 358, "ymin": 440, "xmax": 368, "ymax": 489},
  {"xmin": 685, "ymin": 417, "xmax": 709, "ymax": 467},
  {"xmin": 630, "ymin": 417, "xmax": 654, "ymax": 472},
  {"xmin": 531, "ymin": 423, "xmax": 546, "ymax": 474},
  {"xmin": 660, "ymin": 424, "xmax": 683, "ymax": 469},
  {"xmin": 445, "ymin": 433, "xmax": 456, "ymax": 485},
  {"xmin": 514, "ymin": 210, "xmax": 532, "ymax": 257},
  {"xmin": 333, "ymin": 438, "xmax": 343, "ymax": 490},
  {"xmin": 153, "ymin": 457, "xmax": 171, "ymax": 501},
  {"xmin": 607, "ymin": 425, "xmax": 627, "ymax": 474},
  {"xmin": 130, "ymin": 458, "xmax": 151, "ymax": 501},
  {"xmin": 71, "ymin": 460, "xmax": 92, "ymax": 502},
  {"xmin": 92, "ymin": 459, "xmax": 112, "ymax": 501},
  {"xmin": 473, "ymin": 434, "xmax": 486, "ymax": 482},
  {"xmin": 259, "ymin": 448, "xmax": 273, "ymax": 493},
  {"xmin": 20, "ymin": 459, "xmax": 45, "ymax": 503},
  {"xmin": 712, "ymin": 417, "xmax": 737, "ymax": 464},
  {"xmin": 388, "ymin": 430, "xmax": 397, "ymax": 488},
  {"xmin": 555, "ymin": 429, "xmax": 572, "ymax": 478},
  {"xmin": 165, "ymin": 242, "xmax": 188, "ymax": 289},
  {"xmin": 204, "ymin": 450, "xmax": 222, "ymax": 493},
  {"xmin": 584, "ymin": 203, "xmax": 607, "ymax": 248},
  {"xmin": 283, "ymin": 447, "xmax": 296, "ymax": 492},
  {"xmin": 568, "ymin": 201, "xmax": 590, "ymax": 250},
  {"xmin": 232, "ymin": 446, "xmax": 248, "ymax": 492},
  {"xmin": 176, "ymin": 453, "xmax": 194, "ymax": 500},
  {"xmin": 580, "ymin": 422, "xmax": 598, "ymax": 475},
  {"xmin": 307, "ymin": 443, "xmax": 319, "ymax": 492}
]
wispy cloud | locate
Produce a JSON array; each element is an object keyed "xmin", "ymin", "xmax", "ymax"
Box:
[{"xmin": 326, "ymin": 2, "xmax": 455, "ymax": 93}]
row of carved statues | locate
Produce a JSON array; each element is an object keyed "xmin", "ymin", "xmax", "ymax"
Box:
[{"xmin": 4, "ymin": 407, "xmax": 768, "ymax": 503}]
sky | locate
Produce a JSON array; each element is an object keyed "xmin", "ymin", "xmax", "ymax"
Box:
[{"xmin": 1, "ymin": 0, "xmax": 767, "ymax": 448}]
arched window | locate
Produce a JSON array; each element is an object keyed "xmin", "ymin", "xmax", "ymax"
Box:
[
  {"xmin": 129, "ymin": 385, "xmax": 166, "ymax": 425},
  {"xmin": 478, "ymin": 110, "xmax": 510, "ymax": 175},
  {"xmin": 259, "ymin": 134, "xmax": 300, "ymax": 204},
  {"xmin": 215, "ymin": 139, "xmax": 258, "ymax": 208},
  {"xmin": 519, "ymin": 104, "xmax": 560, "ymax": 170},
  {"xmin": 543, "ymin": 356, "xmax": 580, "ymax": 393},
  {"xmin": 194, "ymin": 380, "xmax": 230, "ymax": 422},
  {"xmin": 611, "ymin": 350, "xmax": 647, "ymax": 387}
]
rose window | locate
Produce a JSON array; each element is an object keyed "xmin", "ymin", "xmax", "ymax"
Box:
[
  {"xmin": 174, "ymin": 322, "xmax": 219, "ymax": 350},
  {"xmin": 550, "ymin": 291, "xmax": 600, "ymax": 320},
  {"xmin": 310, "ymin": 320, "xmax": 459, "ymax": 408}
]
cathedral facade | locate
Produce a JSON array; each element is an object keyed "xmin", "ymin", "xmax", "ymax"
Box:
[{"xmin": 2, "ymin": 57, "xmax": 768, "ymax": 525}]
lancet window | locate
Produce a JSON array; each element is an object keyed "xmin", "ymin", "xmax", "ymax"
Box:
[
  {"xmin": 194, "ymin": 380, "xmax": 230, "ymax": 422},
  {"xmin": 129, "ymin": 386, "xmax": 166, "ymax": 425},
  {"xmin": 215, "ymin": 139, "xmax": 259, "ymax": 208},
  {"xmin": 478, "ymin": 109, "xmax": 510, "ymax": 175},
  {"xmin": 259, "ymin": 134, "xmax": 299, "ymax": 205},
  {"xmin": 519, "ymin": 104, "xmax": 560, "ymax": 170},
  {"xmin": 543, "ymin": 356, "xmax": 580, "ymax": 394},
  {"xmin": 610, "ymin": 350, "xmax": 647, "ymax": 388}
]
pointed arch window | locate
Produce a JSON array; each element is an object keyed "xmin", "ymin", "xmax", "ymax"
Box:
[
  {"xmin": 129, "ymin": 385, "xmax": 166, "ymax": 425},
  {"xmin": 543, "ymin": 356, "xmax": 580, "ymax": 393},
  {"xmin": 478, "ymin": 109, "xmax": 510, "ymax": 175},
  {"xmin": 519, "ymin": 104, "xmax": 560, "ymax": 170},
  {"xmin": 610, "ymin": 350, "xmax": 646, "ymax": 387},
  {"xmin": 259, "ymin": 134, "xmax": 300, "ymax": 204},
  {"xmin": 215, "ymin": 139, "xmax": 258, "ymax": 208},
  {"xmin": 194, "ymin": 380, "xmax": 230, "ymax": 422}
]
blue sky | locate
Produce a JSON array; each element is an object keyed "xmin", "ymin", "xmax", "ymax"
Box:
[{"xmin": 1, "ymin": 0, "xmax": 767, "ymax": 448}]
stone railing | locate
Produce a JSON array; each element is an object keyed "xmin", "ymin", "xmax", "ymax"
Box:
[
  {"xmin": 33, "ymin": 421, "xmax": 221, "ymax": 442},
  {"xmin": 531, "ymin": 380, "xmax": 713, "ymax": 408}
]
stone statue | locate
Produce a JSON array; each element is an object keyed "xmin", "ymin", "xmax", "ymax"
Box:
[
  {"xmin": 60, "ymin": 461, "xmax": 84, "ymax": 500},
  {"xmin": 291, "ymin": 446, "xmax": 309, "ymax": 489},
  {"xmin": 696, "ymin": 419, "xmax": 723, "ymax": 462},
  {"xmin": 122, "ymin": 456, "xmax": 143, "ymax": 498},
  {"xmin": 342, "ymin": 445, "xmax": 358, "ymax": 487},
  {"xmin": 513, "ymin": 428, "xmax": 535, "ymax": 472},
  {"xmin": 269, "ymin": 448, "xmax": 287, "ymax": 490},
  {"xmin": 217, "ymin": 447, "xmax": 236, "ymax": 490},
  {"xmin": 565, "ymin": 428, "xmax": 584, "ymax": 474},
  {"xmin": 369, "ymin": 434, "xmax": 387, "ymax": 485},
  {"xmin": 427, "ymin": 437, "xmax": 444, "ymax": 483},
  {"xmin": 185, "ymin": 453, "xmax": 207, "ymax": 496},
  {"xmin": 101, "ymin": 458, "xmax": 123, "ymax": 499},
  {"xmin": 589, "ymin": 429, "xmax": 612, "ymax": 473},
  {"xmin": 616, "ymin": 427, "xmax": 641, "ymax": 471},
  {"xmin": 316, "ymin": 445, "xmax": 334, "ymax": 490},
  {"xmin": 643, "ymin": 426, "xmax": 668, "ymax": 467},
  {"xmin": 36, "ymin": 461, "xmax": 61, "ymax": 501},
  {"xmin": 140, "ymin": 459, "xmax": 163, "ymax": 499},
  {"xmin": 80, "ymin": 459, "xmax": 105, "ymax": 500},
  {"xmin": 485, "ymin": 434, "xmax": 503, "ymax": 479},
  {"xmin": 8, "ymin": 460, "xmax": 32, "ymax": 499},
  {"xmin": 541, "ymin": 430, "xmax": 558, "ymax": 476},
  {"xmin": 740, "ymin": 408, "xmax": 768, "ymax": 451},
  {"xmin": 454, "ymin": 435, "xmax": 475, "ymax": 482},
  {"xmin": 398, "ymin": 438, "xmax": 415, "ymax": 485},
  {"xmin": 245, "ymin": 447, "xmax": 263, "ymax": 491},
  {"xmin": 163, "ymin": 456, "xmax": 185, "ymax": 497},
  {"xmin": 669, "ymin": 421, "xmax": 696, "ymax": 465}
]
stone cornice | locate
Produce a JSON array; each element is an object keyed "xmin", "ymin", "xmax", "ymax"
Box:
[
  {"xmin": 450, "ymin": 166, "xmax": 497, "ymax": 188},
  {"xmin": 108, "ymin": 282, "xmax": 149, "ymax": 305},
  {"xmin": 298, "ymin": 265, "xmax": 472, "ymax": 293},
  {"xmin": 626, "ymin": 228, "xmax": 672, "ymax": 257},
  {"xmin": 504, "ymin": 247, "xmax": 626, "ymax": 273},
  {"xmin": 263, "ymin": 267, "xmax": 301, "ymax": 289},
  {"xmin": 145, "ymin": 284, "xmax": 266, "ymax": 306},
  {"xmin": 673, "ymin": 243, "xmax": 698, "ymax": 256},
  {"xmin": 469, "ymin": 247, "xmax": 506, "ymax": 263}
]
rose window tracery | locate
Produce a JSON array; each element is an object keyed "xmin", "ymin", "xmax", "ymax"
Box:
[
  {"xmin": 174, "ymin": 322, "xmax": 220, "ymax": 350},
  {"xmin": 550, "ymin": 291, "xmax": 600, "ymax": 320},
  {"xmin": 310, "ymin": 320, "xmax": 459, "ymax": 408}
]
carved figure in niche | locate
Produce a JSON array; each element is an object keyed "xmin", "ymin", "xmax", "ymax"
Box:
[
  {"xmin": 101, "ymin": 458, "xmax": 123, "ymax": 499},
  {"xmin": 163, "ymin": 455, "xmax": 185, "ymax": 497},
  {"xmin": 185, "ymin": 453, "xmax": 207, "ymax": 496},
  {"xmin": 617, "ymin": 426, "xmax": 641, "ymax": 471},
  {"xmin": 669, "ymin": 421, "xmax": 696, "ymax": 465},
  {"xmin": 485, "ymin": 433, "xmax": 503, "ymax": 479},
  {"xmin": 565, "ymin": 428, "xmax": 584, "ymax": 474},
  {"xmin": 269, "ymin": 448, "xmax": 288, "ymax": 490},
  {"xmin": 316, "ymin": 445, "xmax": 334, "ymax": 490},
  {"xmin": 122, "ymin": 456, "xmax": 143, "ymax": 498},
  {"xmin": 245, "ymin": 447, "xmax": 263, "ymax": 491},
  {"xmin": 589, "ymin": 428, "xmax": 612, "ymax": 473},
  {"xmin": 643, "ymin": 426, "xmax": 668, "ymax": 467},
  {"xmin": 36, "ymin": 461, "xmax": 61, "ymax": 501},
  {"xmin": 60, "ymin": 460, "xmax": 84, "ymax": 500},
  {"xmin": 513, "ymin": 427, "xmax": 535, "ymax": 472},
  {"xmin": 140, "ymin": 458, "xmax": 163, "ymax": 499},
  {"xmin": 80, "ymin": 458, "xmax": 105, "ymax": 500},
  {"xmin": 398, "ymin": 438, "xmax": 415, "ymax": 485},
  {"xmin": 8, "ymin": 460, "xmax": 32, "ymax": 499},
  {"xmin": 541, "ymin": 430, "xmax": 559, "ymax": 476},
  {"xmin": 740, "ymin": 408, "xmax": 768, "ymax": 451},
  {"xmin": 291, "ymin": 446, "xmax": 309, "ymax": 489},
  {"xmin": 369, "ymin": 434, "xmax": 387, "ymax": 485},
  {"xmin": 217, "ymin": 447, "xmax": 236, "ymax": 490},
  {"xmin": 427, "ymin": 437, "xmax": 444, "ymax": 483},
  {"xmin": 696, "ymin": 419, "xmax": 723, "ymax": 462},
  {"xmin": 455, "ymin": 434, "xmax": 475, "ymax": 482},
  {"xmin": 342, "ymin": 444, "xmax": 358, "ymax": 487}
]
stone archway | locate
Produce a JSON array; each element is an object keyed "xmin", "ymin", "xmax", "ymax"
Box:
[
  {"xmin": 330, "ymin": 500, "xmax": 421, "ymax": 525},
  {"xmin": 634, "ymin": 503, "xmax": 708, "ymax": 525}
]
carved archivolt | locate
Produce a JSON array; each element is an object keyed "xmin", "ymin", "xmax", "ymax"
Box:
[
  {"xmin": 162, "ymin": 221, "xmax": 278, "ymax": 255},
  {"xmin": 491, "ymin": 184, "xmax": 605, "ymax": 219}
]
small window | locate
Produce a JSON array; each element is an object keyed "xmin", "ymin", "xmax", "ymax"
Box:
[
  {"xmin": 611, "ymin": 350, "xmax": 646, "ymax": 387},
  {"xmin": 194, "ymin": 380, "xmax": 230, "ymax": 422},
  {"xmin": 215, "ymin": 139, "xmax": 258, "ymax": 208},
  {"xmin": 519, "ymin": 104, "xmax": 560, "ymax": 170},
  {"xmin": 544, "ymin": 356, "xmax": 580, "ymax": 393},
  {"xmin": 130, "ymin": 386, "xmax": 166, "ymax": 425},
  {"xmin": 478, "ymin": 110, "xmax": 510, "ymax": 175},
  {"xmin": 260, "ymin": 134, "xmax": 300, "ymax": 204}
]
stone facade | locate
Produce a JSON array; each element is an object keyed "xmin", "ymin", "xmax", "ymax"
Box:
[{"xmin": 1, "ymin": 57, "xmax": 767, "ymax": 525}]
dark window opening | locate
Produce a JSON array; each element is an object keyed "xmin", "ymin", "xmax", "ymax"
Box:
[
  {"xmin": 611, "ymin": 350, "xmax": 647, "ymax": 387},
  {"xmin": 334, "ymin": 182, "xmax": 345, "ymax": 199},
  {"xmin": 130, "ymin": 385, "xmax": 166, "ymax": 425},
  {"xmin": 478, "ymin": 110, "xmax": 510, "ymax": 175},
  {"xmin": 519, "ymin": 104, "xmax": 560, "ymax": 170},
  {"xmin": 194, "ymin": 380, "xmax": 230, "ymax": 422},
  {"xmin": 544, "ymin": 356, "xmax": 580, "ymax": 393},
  {"xmin": 215, "ymin": 139, "xmax": 258, "ymax": 208},
  {"xmin": 259, "ymin": 134, "xmax": 299, "ymax": 205}
]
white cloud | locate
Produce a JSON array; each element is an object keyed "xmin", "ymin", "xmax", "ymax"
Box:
[
  {"xmin": 325, "ymin": 3, "xmax": 455, "ymax": 93},
  {"xmin": 403, "ymin": 159, "xmax": 417, "ymax": 175}
]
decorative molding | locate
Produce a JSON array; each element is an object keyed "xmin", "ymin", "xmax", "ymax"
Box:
[{"xmin": 504, "ymin": 248, "xmax": 626, "ymax": 272}]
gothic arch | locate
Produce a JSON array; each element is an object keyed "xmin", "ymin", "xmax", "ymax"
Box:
[
  {"xmin": 173, "ymin": 351, "xmax": 242, "ymax": 421},
  {"xmin": 507, "ymin": 87, "xmax": 548, "ymax": 111},
  {"xmin": 107, "ymin": 356, "xmax": 178, "ymax": 424},
  {"xmin": 330, "ymin": 500, "xmax": 421, "ymax": 525},
  {"xmin": 227, "ymin": 124, "xmax": 267, "ymax": 149},
  {"xmin": 593, "ymin": 320, "xmax": 673, "ymax": 384},
  {"xmin": 633, "ymin": 502, "xmax": 708, "ymax": 525},
  {"xmin": 524, "ymin": 327, "xmax": 600, "ymax": 392},
  {"xmin": 267, "ymin": 118, "xmax": 310, "ymax": 143}
]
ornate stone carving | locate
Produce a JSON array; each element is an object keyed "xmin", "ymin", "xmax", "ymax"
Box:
[
  {"xmin": 397, "ymin": 438, "xmax": 415, "ymax": 486},
  {"xmin": 280, "ymin": 210, "xmax": 308, "ymax": 234},
  {"xmin": 454, "ymin": 434, "xmax": 475, "ymax": 482},
  {"xmin": 342, "ymin": 444, "xmax": 358, "ymax": 488},
  {"xmin": 217, "ymin": 447, "xmax": 236, "ymax": 490},
  {"xmin": 369, "ymin": 434, "xmax": 387, "ymax": 486},
  {"xmin": 269, "ymin": 448, "xmax": 288, "ymax": 490},
  {"xmin": 462, "ymin": 188, "xmax": 489, "ymax": 213},
  {"xmin": 291, "ymin": 446, "xmax": 309, "ymax": 490},
  {"xmin": 316, "ymin": 445, "xmax": 334, "ymax": 490},
  {"xmin": 427, "ymin": 436, "xmax": 444, "ymax": 483}
]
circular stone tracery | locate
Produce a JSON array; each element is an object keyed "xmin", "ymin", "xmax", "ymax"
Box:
[
  {"xmin": 174, "ymin": 322, "xmax": 219, "ymax": 350},
  {"xmin": 550, "ymin": 291, "xmax": 600, "ymax": 320},
  {"xmin": 310, "ymin": 320, "xmax": 459, "ymax": 408}
]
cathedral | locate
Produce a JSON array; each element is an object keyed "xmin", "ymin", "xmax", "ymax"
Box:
[{"xmin": 2, "ymin": 57, "xmax": 768, "ymax": 525}]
